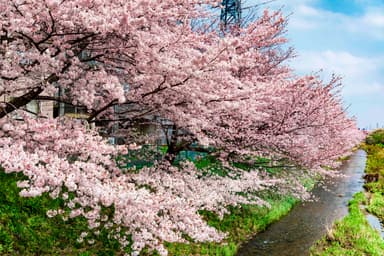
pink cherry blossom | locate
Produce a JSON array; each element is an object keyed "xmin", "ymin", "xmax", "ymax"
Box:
[{"xmin": 0, "ymin": 1, "xmax": 364, "ymax": 255}]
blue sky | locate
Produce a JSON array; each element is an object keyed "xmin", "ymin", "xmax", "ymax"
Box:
[{"xmin": 246, "ymin": 0, "xmax": 384, "ymax": 129}]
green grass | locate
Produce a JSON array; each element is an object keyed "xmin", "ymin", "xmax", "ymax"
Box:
[
  {"xmin": 363, "ymin": 141, "xmax": 384, "ymax": 223},
  {"xmin": 0, "ymin": 168, "xmax": 298, "ymax": 256},
  {"xmin": 0, "ymin": 152, "xmax": 305, "ymax": 256},
  {"xmin": 310, "ymin": 192, "xmax": 384, "ymax": 256},
  {"xmin": 0, "ymin": 170, "xmax": 128, "ymax": 256},
  {"xmin": 367, "ymin": 193, "xmax": 384, "ymax": 220},
  {"xmin": 163, "ymin": 155, "xmax": 301, "ymax": 255},
  {"xmin": 311, "ymin": 134, "xmax": 384, "ymax": 255},
  {"xmin": 166, "ymin": 194, "xmax": 297, "ymax": 256}
]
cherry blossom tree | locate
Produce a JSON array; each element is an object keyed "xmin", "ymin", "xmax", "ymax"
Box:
[
  {"xmin": 122, "ymin": 9, "xmax": 362, "ymax": 169},
  {"xmin": 200, "ymin": 74, "xmax": 363, "ymax": 168},
  {"xmin": 0, "ymin": 0, "xmax": 363, "ymax": 255}
]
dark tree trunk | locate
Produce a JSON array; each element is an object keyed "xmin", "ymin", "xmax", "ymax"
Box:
[
  {"xmin": 0, "ymin": 87, "xmax": 44, "ymax": 118},
  {"xmin": 165, "ymin": 124, "xmax": 180, "ymax": 163}
]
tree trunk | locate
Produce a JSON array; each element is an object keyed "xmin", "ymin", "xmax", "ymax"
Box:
[{"xmin": 165, "ymin": 124, "xmax": 179, "ymax": 163}]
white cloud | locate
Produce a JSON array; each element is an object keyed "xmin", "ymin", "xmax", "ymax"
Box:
[
  {"xmin": 347, "ymin": 10, "xmax": 384, "ymax": 39},
  {"xmin": 247, "ymin": 0, "xmax": 384, "ymax": 127},
  {"xmin": 289, "ymin": 18, "xmax": 317, "ymax": 30},
  {"xmin": 290, "ymin": 49, "xmax": 384, "ymax": 128},
  {"xmin": 294, "ymin": 50, "xmax": 376, "ymax": 77},
  {"xmin": 362, "ymin": 13, "xmax": 384, "ymax": 27},
  {"xmin": 266, "ymin": 1, "xmax": 384, "ymax": 40},
  {"xmin": 291, "ymin": 50, "xmax": 384, "ymax": 96},
  {"xmin": 288, "ymin": 5, "xmax": 322, "ymax": 30},
  {"xmin": 296, "ymin": 5, "xmax": 321, "ymax": 17}
]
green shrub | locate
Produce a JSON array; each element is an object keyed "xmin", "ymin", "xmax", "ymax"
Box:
[{"xmin": 366, "ymin": 129, "xmax": 384, "ymax": 145}]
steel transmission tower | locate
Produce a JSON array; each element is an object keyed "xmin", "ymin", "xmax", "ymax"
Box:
[{"xmin": 220, "ymin": 0, "xmax": 241, "ymax": 31}]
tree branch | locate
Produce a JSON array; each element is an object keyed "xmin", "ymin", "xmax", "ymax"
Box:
[
  {"xmin": 35, "ymin": 95, "xmax": 87, "ymax": 108},
  {"xmin": 0, "ymin": 74, "xmax": 59, "ymax": 118},
  {"xmin": 0, "ymin": 87, "xmax": 44, "ymax": 118},
  {"xmin": 87, "ymin": 99, "xmax": 118, "ymax": 122}
]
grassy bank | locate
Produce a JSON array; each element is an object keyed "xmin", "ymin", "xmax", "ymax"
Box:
[
  {"xmin": 0, "ymin": 170, "xmax": 126, "ymax": 255},
  {"xmin": 310, "ymin": 130, "xmax": 384, "ymax": 255},
  {"xmin": 0, "ymin": 155, "xmax": 306, "ymax": 256},
  {"xmin": 310, "ymin": 192, "xmax": 384, "ymax": 256},
  {"xmin": 165, "ymin": 194, "xmax": 297, "ymax": 256}
]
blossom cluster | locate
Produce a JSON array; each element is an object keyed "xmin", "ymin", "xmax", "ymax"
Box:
[
  {"xmin": 0, "ymin": 1, "xmax": 365, "ymax": 255},
  {"xmin": 0, "ymin": 115, "xmax": 292, "ymax": 255}
]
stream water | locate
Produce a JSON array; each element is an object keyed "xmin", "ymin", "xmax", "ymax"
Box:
[{"xmin": 237, "ymin": 150, "xmax": 367, "ymax": 256}]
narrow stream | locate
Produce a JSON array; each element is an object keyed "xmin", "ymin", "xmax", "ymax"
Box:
[{"xmin": 237, "ymin": 150, "xmax": 367, "ymax": 256}]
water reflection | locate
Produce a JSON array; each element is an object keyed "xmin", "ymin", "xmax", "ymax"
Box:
[
  {"xmin": 366, "ymin": 213, "xmax": 384, "ymax": 238},
  {"xmin": 237, "ymin": 150, "xmax": 367, "ymax": 256}
]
